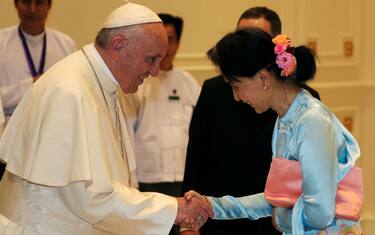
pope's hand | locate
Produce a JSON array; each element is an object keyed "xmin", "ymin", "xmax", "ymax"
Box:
[
  {"xmin": 184, "ymin": 190, "xmax": 212, "ymax": 215},
  {"xmin": 175, "ymin": 193, "xmax": 213, "ymax": 231},
  {"xmin": 180, "ymin": 190, "xmax": 213, "ymax": 230}
]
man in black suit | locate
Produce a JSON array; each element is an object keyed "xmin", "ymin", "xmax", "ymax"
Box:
[{"xmin": 182, "ymin": 7, "xmax": 319, "ymax": 235}]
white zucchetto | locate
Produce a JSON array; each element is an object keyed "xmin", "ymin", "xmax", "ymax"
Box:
[{"xmin": 102, "ymin": 2, "xmax": 162, "ymax": 28}]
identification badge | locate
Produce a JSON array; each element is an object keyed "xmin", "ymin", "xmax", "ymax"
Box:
[
  {"xmin": 168, "ymin": 88, "xmax": 179, "ymax": 100},
  {"xmin": 168, "ymin": 95, "xmax": 180, "ymax": 100}
]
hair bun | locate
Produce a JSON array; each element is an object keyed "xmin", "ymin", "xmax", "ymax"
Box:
[{"xmin": 294, "ymin": 46, "xmax": 316, "ymax": 82}]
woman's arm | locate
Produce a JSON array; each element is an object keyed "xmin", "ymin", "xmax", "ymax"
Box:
[{"xmin": 208, "ymin": 193, "xmax": 272, "ymax": 220}]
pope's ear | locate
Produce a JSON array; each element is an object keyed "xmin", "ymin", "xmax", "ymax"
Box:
[{"xmin": 109, "ymin": 34, "xmax": 127, "ymax": 58}]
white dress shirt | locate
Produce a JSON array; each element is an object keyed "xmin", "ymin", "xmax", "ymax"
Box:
[
  {"xmin": 122, "ymin": 68, "xmax": 201, "ymax": 183},
  {"xmin": 0, "ymin": 26, "xmax": 76, "ymax": 118}
]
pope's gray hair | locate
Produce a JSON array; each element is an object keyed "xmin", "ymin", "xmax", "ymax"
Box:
[{"xmin": 95, "ymin": 25, "xmax": 143, "ymax": 49}]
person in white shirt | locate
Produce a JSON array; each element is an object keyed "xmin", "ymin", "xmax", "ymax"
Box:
[
  {"xmin": 0, "ymin": 3, "xmax": 211, "ymax": 235},
  {"xmin": 0, "ymin": 0, "xmax": 76, "ymax": 120},
  {"xmin": 123, "ymin": 13, "xmax": 200, "ymax": 197},
  {"xmin": 0, "ymin": 0, "xmax": 76, "ymax": 178}
]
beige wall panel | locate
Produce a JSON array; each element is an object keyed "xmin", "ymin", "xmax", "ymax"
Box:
[
  {"xmin": 362, "ymin": 0, "xmax": 375, "ymax": 82},
  {"xmin": 299, "ymin": 1, "xmax": 360, "ymax": 60},
  {"xmin": 361, "ymin": 87, "xmax": 375, "ymax": 233},
  {"xmin": 293, "ymin": 0, "xmax": 361, "ymax": 86},
  {"xmin": 133, "ymin": 0, "xmax": 290, "ymax": 53},
  {"xmin": 361, "ymin": 1, "xmax": 375, "ymax": 233},
  {"xmin": 133, "ymin": 0, "xmax": 296, "ymax": 82}
]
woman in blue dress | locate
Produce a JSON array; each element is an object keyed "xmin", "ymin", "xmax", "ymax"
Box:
[{"xmin": 186, "ymin": 28, "xmax": 362, "ymax": 234}]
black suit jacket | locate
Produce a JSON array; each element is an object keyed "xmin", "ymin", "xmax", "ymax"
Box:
[{"xmin": 183, "ymin": 76, "xmax": 280, "ymax": 235}]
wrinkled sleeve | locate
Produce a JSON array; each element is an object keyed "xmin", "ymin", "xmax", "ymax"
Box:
[
  {"xmin": 275, "ymin": 110, "xmax": 338, "ymax": 231},
  {"xmin": 208, "ymin": 193, "xmax": 272, "ymax": 220},
  {"xmin": 59, "ymin": 181, "xmax": 177, "ymax": 235},
  {"xmin": 274, "ymin": 207, "xmax": 293, "ymax": 233}
]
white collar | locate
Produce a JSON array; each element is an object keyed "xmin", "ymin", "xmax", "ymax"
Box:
[
  {"xmin": 20, "ymin": 28, "xmax": 46, "ymax": 44},
  {"xmin": 87, "ymin": 43, "xmax": 119, "ymax": 86}
]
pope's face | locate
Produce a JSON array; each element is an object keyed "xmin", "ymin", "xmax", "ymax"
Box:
[
  {"xmin": 113, "ymin": 23, "xmax": 168, "ymax": 94},
  {"xmin": 15, "ymin": 0, "xmax": 50, "ymax": 35}
]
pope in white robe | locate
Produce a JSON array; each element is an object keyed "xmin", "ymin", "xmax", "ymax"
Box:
[{"xmin": 0, "ymin": 3, "xmax": 210, "ymax": 235}]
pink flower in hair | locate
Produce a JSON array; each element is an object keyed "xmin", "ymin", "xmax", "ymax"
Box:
[
  {"xmin": 272, "ymin": 34, "xmax": 297, "ymax": 77},
  {"xmin": 274, "ymin": 44, "xmax": 287, "ymax": 54},
  {"xmin": 276, "ymin": 52, "xmax": 297, "ymax": 77},
  {"xmin": 276, "ymin": 52, "xmax": 293, "ymax": 69}
]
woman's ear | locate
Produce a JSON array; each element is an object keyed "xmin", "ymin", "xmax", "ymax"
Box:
[{"xmin": 258, "ymin": 69, "xmax": 271, "ymax": 91}]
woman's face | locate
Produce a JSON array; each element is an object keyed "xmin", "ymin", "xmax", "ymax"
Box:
[{"xmin": 230, "ymin": 71, "xmax": 271, "ymax": 114}]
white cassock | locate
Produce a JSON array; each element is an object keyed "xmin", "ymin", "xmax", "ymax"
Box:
[
  {"xmin": 0, "ymin": 44, "xmax": 177, "ymax": 235},
  {"xmin": 0, "ymin": 98, "xmax": 4, "ymax": 135}
]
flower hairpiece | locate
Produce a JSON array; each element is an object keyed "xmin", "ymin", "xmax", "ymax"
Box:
[{"xmin": 272, "ymin": 34, "xmax": 297, "ymax": 77}]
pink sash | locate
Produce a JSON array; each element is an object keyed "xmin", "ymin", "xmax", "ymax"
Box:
[{"xmin": 264, "ymin": 158, "xmax": 363, "ymax": 221}]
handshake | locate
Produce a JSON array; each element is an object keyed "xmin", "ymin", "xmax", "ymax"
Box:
[{"xmin": 175, "ymin": 191, "xmax": 212, "ymax": 233}]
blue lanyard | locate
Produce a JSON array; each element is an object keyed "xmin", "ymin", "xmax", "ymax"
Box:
[{"xmin": 18, "ymin": 26, "xmax": 47, "ymax": 78}]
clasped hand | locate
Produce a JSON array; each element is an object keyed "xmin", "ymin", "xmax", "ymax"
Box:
[{"xmin": 175, "ymin": 190, "xmax": 213, "ymax": 231}]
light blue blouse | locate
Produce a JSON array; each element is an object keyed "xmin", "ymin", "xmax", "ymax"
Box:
[{"xmin": 209, "ymin": 89, "xmax": 361, "ymax": 234}]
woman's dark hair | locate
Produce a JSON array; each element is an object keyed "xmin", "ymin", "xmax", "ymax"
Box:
[{"xmin": 208, "ymin": 27, "xmax": 316, "ymax": 86}]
